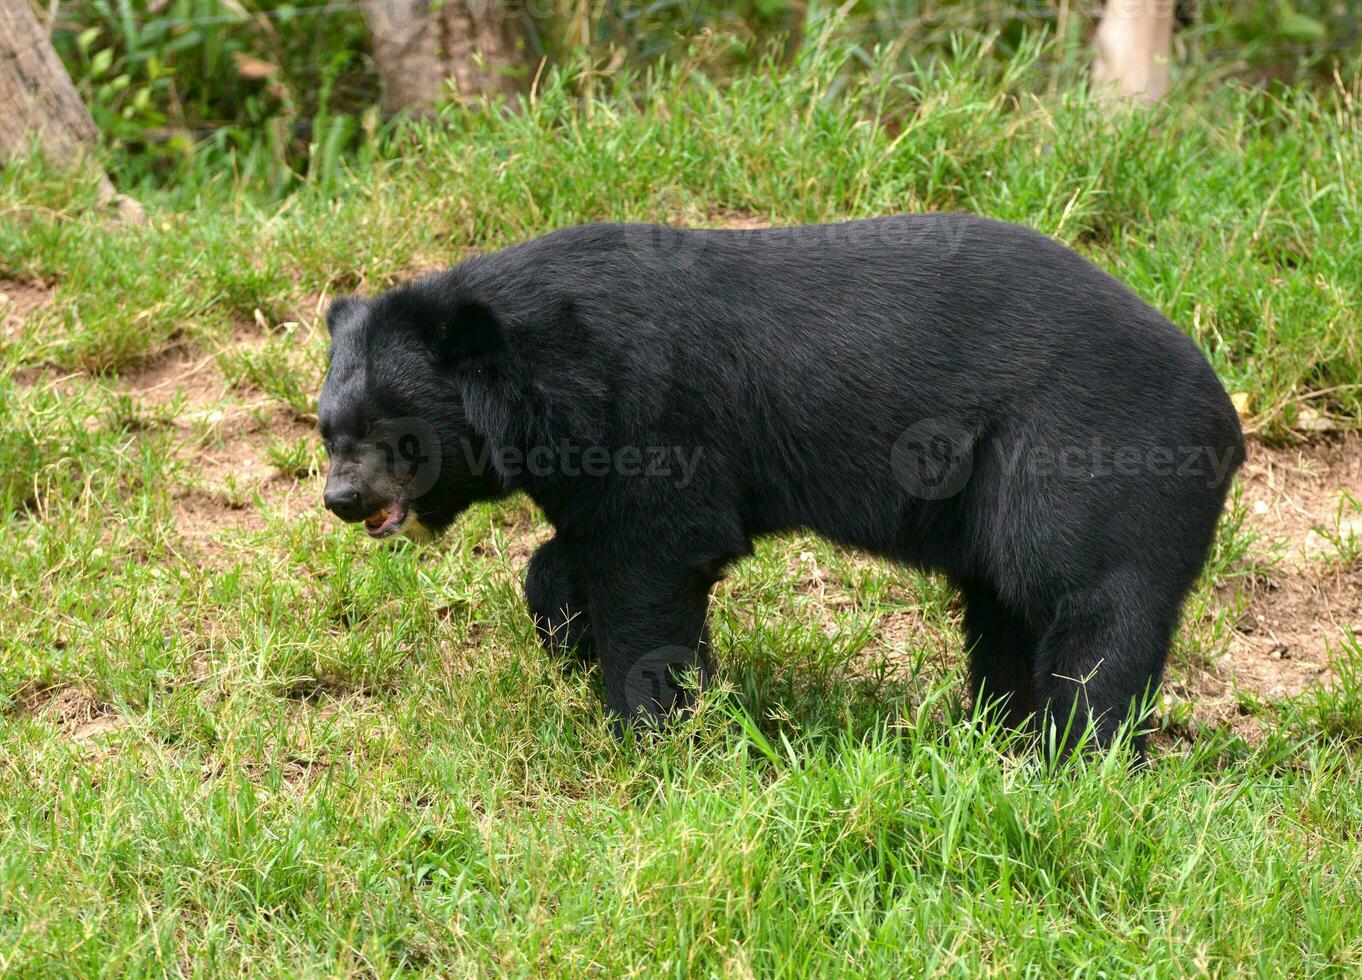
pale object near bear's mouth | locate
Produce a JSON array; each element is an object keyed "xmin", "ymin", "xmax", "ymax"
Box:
[
  {"xmin": 363, "ymin": 499, "xmax": 409, "ymax": 538},
  {"xmin": 361, "ymin": 499, "xmax": 433, "ymax": 542}
]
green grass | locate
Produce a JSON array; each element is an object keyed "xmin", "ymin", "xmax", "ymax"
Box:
[{"xmin": 2, "ymin": 38, "xmax": 1362, "ymax": 974}]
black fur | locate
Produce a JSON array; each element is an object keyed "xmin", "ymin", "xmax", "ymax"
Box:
[{"xmin": 319, "ymin": 215, "xmax": 1245, "ymax": 757}]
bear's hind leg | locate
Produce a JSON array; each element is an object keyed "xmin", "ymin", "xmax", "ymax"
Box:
[
  {"xmin": 524, "ymin": 537, "xmax": 594, "ymax": 663},
  {"xmin": 960, "ymin": 581, "xmax": 1039, "ymax": 731}
]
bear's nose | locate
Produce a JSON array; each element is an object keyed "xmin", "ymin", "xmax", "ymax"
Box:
[{"xmin": 324, "ymin": 486, "xmax": 369, "ymax": 522}]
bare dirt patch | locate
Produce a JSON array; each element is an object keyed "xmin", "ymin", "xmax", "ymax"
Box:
[
  {"xmin": 0, "ymin": 278, "xmax": 53, "ymax": 341},
  {"xmin": 13, "ymin": 683, "xmax": 126, "ymax": 743},
  {"xmin": 1225, "ymin": 435, "xmax": 1362, "ymax": 698},
  {"xmin": 253, "ymin": 756, "xmax": 327, "ymax": 794},
  {"xmin": 173, "ymin": 490, "xmax": 269, "ymax": 541},
  {"xmin": 0, "ymin": 278, "xmax": 55, "ymax": 361},
  {"xmin": 105, "ymin": 339, "xmax": 322, "ymax": 549},
  {"xmin": 711, "ymin": 210, "xmax": 773, "ymax": 231},
  {"xmin": 788, "ymin": 549, "xmax": 963, "ymax": 673},
  {"xmin": 472, "ymin": 503, "xmax": 550, "ymax": 567},
  {"xmin": 173, "ymin": 411, "xmax": 321, "ymax": 548},
  {"xmin": 114, "ymin": 347, "xmax": 229, "ymax": 412}
]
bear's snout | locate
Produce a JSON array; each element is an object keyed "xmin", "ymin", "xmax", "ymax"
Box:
[
  {"xmin": 322, "ymin": 462, "xmax": 388, "ymax": 522},
  {"xmin": 323, "ymin": 482, "xmax": 374, "ymax": 523}
]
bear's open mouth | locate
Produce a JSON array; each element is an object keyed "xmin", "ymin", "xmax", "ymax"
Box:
[{"xmin": 363, "ymin": 499, "xmax": 408, "ymax": 538}]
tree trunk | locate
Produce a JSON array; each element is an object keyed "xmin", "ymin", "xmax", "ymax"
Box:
[
  {"xmin": 1092, "ymin": 0, "xmax": 1175, "ymax": 105},
  {"xmin": 0, "ymin": 0, "xmax": 112, "ymax": 193},
  {"xmin": 363, "ymin": 0, "xmax": 521, "ymax": 116}
]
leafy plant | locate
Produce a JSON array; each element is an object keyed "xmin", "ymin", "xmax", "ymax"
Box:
[
  {"xmin": 266, "ymin": 434, "xmax": 324, "ymax": 478},
  {"xmin": 51, "ymin": 0, "xmax": 377, "ymax": 192}
]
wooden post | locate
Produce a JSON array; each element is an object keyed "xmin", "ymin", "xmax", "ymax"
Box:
[
  {"xmin": 362, "ymin": 0, "xmax": 520, "ymax": 116},
  {"xmin": 0, "ymin": 0, "xmax": 113, "ymax": 193},
  {"xmin": 1093, "ymin": 0, "xmax": 1175, "ymax": 105}
]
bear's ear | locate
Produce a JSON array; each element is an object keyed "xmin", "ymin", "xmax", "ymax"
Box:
[
  {"xmin": 325, "ymin": 295, "xmax": 363, "ymax": 335},
  {"xmin": 443, "ymin": 299, "xmax": 506, "ymax": 364}
]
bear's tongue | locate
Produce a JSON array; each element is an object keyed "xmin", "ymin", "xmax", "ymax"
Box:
[{"xmin": 363, "ymin": 500, "xmax": 405, "ymax": 538}]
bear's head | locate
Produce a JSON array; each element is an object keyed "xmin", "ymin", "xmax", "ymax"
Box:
[{"xmin": 317, "ymin": 285, "xmax": 509, "ymax": 541}]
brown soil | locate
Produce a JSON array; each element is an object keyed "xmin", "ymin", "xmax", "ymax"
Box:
[
  {"xmin": 114, "ymin": 347, "xmax": 229, "ymax": 410},
  {"xmin": 1225, "ymin": 436, "xmax": 1362, "ymax": 696},
  {"xmin": 173, "ymin": 412, "xmax": 321, "ymax": 547},
  {"xmin": 107, "ymin": 345, "xmax": 322, "ymax": 548},
  {"xmin": 0, "ymin": 278, "xmax": 52, "ymax": 341},
  {"xmin": 14, "ymin": 684, "xmax": 125, "ymax": 743},
  {"xmin": 709, "ymin": 210, "xmax": 772, "ymax": 231}
]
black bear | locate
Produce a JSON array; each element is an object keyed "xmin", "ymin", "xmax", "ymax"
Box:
[{"xmin": 319, "ymin": 215, "xmax": 1245, "ymax": 757}]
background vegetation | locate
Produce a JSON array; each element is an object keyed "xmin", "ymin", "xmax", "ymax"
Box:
[{"xmin": 42, "ymin": 0, "xmax": 1362, "ymax": 193}]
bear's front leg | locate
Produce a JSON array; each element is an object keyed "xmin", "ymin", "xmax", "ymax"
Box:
[
  {"xmin": 524, "ymin": 536, "xmax": 594, "ymax": 663},
  {"xmin": 586, "ymin": 567, "xmax": 713, "ymax": 729}
]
